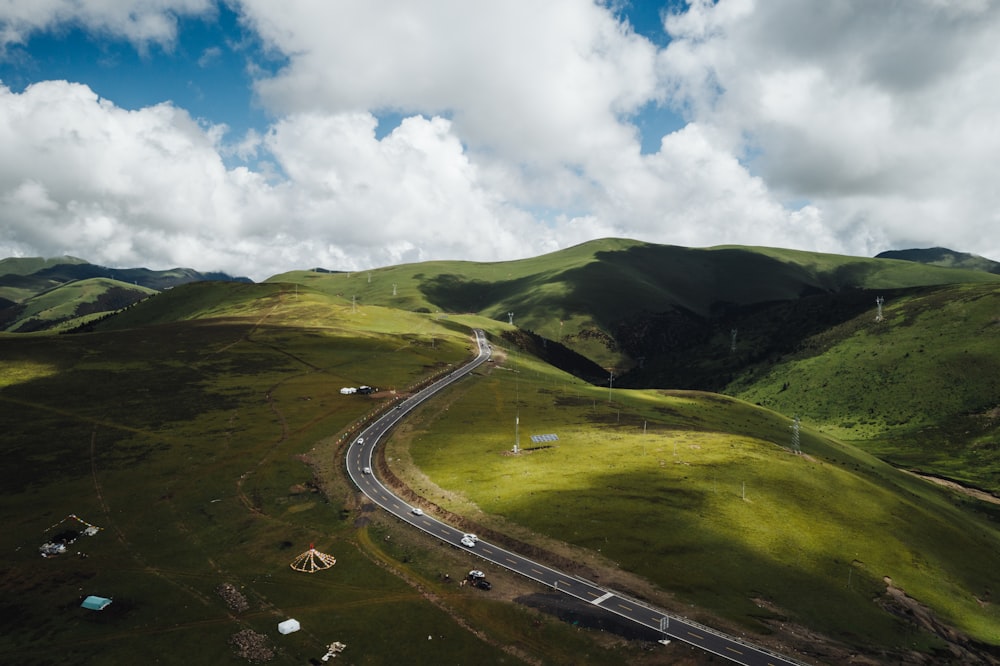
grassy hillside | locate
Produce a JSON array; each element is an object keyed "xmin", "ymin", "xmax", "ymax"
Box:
[
  {"xmin": 0, "ymin": 256, "xmax": 89, "ymax": 303},
  {"xmin": 726, "ymin": 282, "xmax": 1000, "ymax": 493},
  {"xmin": 4, "ymin": 277, "xmax": 1000, "ymax": 663},
  {"xmin": 0, "ymin": 283, "xmax": 660, "ymax": 666},
  {"xmin": 390, "ymin": 337, "xmax": 1000, "ymax": 659},
  {"xmin": 876, "ymin": 247, "xmax": 1000, "ymax": 274},
  {"xmin": 0, "ymin": 277, "xmax": 157, "ymax": 333},
  {"xmin": 268, "ymin": 239, "xmax": 1000, "ymax": 370},
  {"xmin": 0, "ymin": 256, "xmax": 253, "ymax": 334}
]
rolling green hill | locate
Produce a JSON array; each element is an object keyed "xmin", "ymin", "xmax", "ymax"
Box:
[
  {"xmin": 6, "ymin": 242, "xmax": 1000, "ymax": 662},
  {"xmin": 0, "ymin": 277, "xmax": 157, "ymax": 333},
  {"xmin": 0, "ymin": 256, "xmax": 253, "ymax": 333},
  {"xmin": 727, "ymin": 281, "xmax": 1000, "ymax": 493},
  {"xmin": 876, "ymin": 247, "xmax": 1000, "ymax": 274},
  {"xmin": 268, "ymin": 239, "xmax": 1000, "ymax": 371},
  {"xmin": 2, "ymin": 277, "xmax": 1000, "ymax": 663}
]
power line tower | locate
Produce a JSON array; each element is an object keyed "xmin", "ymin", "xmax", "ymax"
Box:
[
  {"xmin": 791, "ymin": 415, "xmax": 801, "ymax": 454},
  {"xmin": 351, "ymin": 295, "xmax": 357, "ymax": 314},
  {"xmin": 730, "ymin": 328, "xmax": 738, "ymax": 353},
  {"xmin": 392, "ymin": 283, "xmax": 397, "ymax": 296},
  {"xmin": 507, "ymin": 311, "xmax": 514, "ymax": 325},
  {"xmin": 875, "ymin": 296, "xmax": 884, "ymax": 322}
]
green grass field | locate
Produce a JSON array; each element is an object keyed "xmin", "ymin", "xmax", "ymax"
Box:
[
  {"xmin": 5, "ymin": 276, "xmax": 1000, "ymax": 664},
  {"xmin": 391, "ymin": 342, "xmax": 1000, "ymax": 654},
  {"xmin": 728, "ymin": 282, "xmax": 1000, "ymax": 493},
  {"xmin": 0, "ymin": 284, "xmax": 596, "ymax": 666}
]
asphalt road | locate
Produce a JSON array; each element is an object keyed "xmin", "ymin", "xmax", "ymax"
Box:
[{"xmin": 345, "ymin": 329, "xmax": 808, "ymax": 666}]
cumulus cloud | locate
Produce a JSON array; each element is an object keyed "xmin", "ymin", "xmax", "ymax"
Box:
[
  {"xmin": 0, "ymin": 0, "xmax": 216, "ymax": 52},
  {"xmin": 0, "ymin": 81, "xmax": 278, "ymax": 275},
  {"xmin": 239, "ymin": 0, "xmax": 659, "ymax": 166},
  {"xmin": 659, "ymin": 0, "xmax": 1000, "ymax": 257},
  {"xmin": 0, "ymin": 81, "xmax": 547, "ymax": 279},
  {"xmin": 3, "ymin": 0, "xmax": 1000, "ymax": 279}
]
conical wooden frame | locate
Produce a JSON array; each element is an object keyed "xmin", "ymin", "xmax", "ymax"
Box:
[{"xmin": 290, "ymin": 544, "xmax": 337, "ymax": 573}]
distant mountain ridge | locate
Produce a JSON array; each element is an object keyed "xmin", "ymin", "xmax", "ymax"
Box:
[
  {"xmin": 875, "ymin": 247, "xmax": 1000, "ymax": 274},
  {"xmin": 0, "ymin": 257, "xmax": 251, "ymax": 332}
]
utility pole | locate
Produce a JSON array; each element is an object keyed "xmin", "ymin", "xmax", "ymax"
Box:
[
  {"xmin": 608, "ymin": 370, "xmax": 614, "ymax": 402},
  {"xmin": 791, "ymin": 415, "xmax": 801, "ymax": 454},
  {"xmin": 513, "ymin": 411, "xmax": 520, "ymax": 454},
  {"xmin": 875, "ymin": 296, "xmax": 884, "ymax": 322},
  {"xmin": 352, "ymin": 295, "xmax": 357, "ymax": 313},
  {"xmin": 731, "ymin": 328, "xmax": 738, "ymax": 353}
]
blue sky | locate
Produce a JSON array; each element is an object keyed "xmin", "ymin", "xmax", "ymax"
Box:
[
  {"xmin": 0, "ymin": 3, "xmax": 275, "ymax": 143},
  {"xmin": 2, "ymin": 1, "xmax": 999, "ymax": 280}
]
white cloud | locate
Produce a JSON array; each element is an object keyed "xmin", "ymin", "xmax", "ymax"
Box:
[
  {"xmin": 659, "ymin": 0, "xmax": 1000, "ymax": 258},
  {"xmin": 4, "ymin": 0, "xmax": 1000, "ymax": 280},
  {"xmin": 239, "ymin": 0, "xmax": 659, "ymax": 166},
  {"xmin": 0, "ymin": 81, "xmax": 281, "ymax": 277},
  {"xmin": 0, "ymin": 0, "xmax": 216, "ymax": 52},
  {"xmin": 0, "ymin": 81, "xmax": 549, "ymax": 279}
]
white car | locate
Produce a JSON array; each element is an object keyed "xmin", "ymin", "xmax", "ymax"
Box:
[
  {"xmin": 411, "ymin": 507, "xmax": 424, "ymax": 516},
  {"xmin": 356, "ymin": 437, "xmax": 364, "ymax": 445},
  {"xmin": 460, "ymin": 536, "xmax": 476, "ymax": 548},
  {"xmin": 363, "ymin": 467, "xmax": 371, "ymax": 474},
  {"xmin": 462, "ymin": 533, "xmax": 478, "ymax": 543}
]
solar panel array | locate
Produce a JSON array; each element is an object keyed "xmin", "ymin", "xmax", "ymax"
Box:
[{"xmin": 530, "ymin": 433, "xmax": 559, "ymax": 443}]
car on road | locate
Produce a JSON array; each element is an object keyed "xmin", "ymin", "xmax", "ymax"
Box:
[
  {"xmin": 363, "ymin": 467, "xmax": 371, "ymax": 474},
  {"xmin": 356, "ymin": 437, "xmax": 363, "ymax": 445},
  {"xmin": 411, "ymin": 507, "xmax": 423, "ymax": 516},
  {"xmin": 460, "ymin": 536, "xmax": 476, "ymax": 548},
  {"xmin": 462, "ymin": 533, "xmax": 478, "ymax": 543}
]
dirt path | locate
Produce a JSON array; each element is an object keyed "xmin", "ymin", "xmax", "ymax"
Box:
[{"xmin": 906, "ymin": 470, "xmax": 1000, "ymax": 506}]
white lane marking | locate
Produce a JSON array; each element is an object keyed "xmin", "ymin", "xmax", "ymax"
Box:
[{"xmin": 592, "ymin": 591, "xmax": 615, "ymax": 605}]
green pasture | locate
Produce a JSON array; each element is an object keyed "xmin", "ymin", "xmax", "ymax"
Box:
[
  {"xmin": 0, "ymin": 285, "xmax": 559, "ymax": 665},
  {"xmin": 396, "ymin": 344, "xmax": 1000, "ymax": 652},
  {"xmin": 268, "ymin": 239, "xmax": 1000, "ymax": 370},
  {"xmin": 6, "ymin": 276, "xmax": 1000, "ymax": 663},
  {"xmin": 729, "ymin": 282, "xmax": 1000, "ymax": 492}
]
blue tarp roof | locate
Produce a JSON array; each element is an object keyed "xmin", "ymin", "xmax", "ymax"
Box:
[{"xmin": 81, "ymin": 595, "xmax": 112, "ymax": 611}]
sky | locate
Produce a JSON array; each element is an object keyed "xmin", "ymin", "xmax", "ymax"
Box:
[{"xmin": 2, "ymin": 1, "xmax": 999, "ymax": 281}]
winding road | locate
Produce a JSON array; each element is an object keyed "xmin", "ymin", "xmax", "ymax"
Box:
[{"xmin": 346, "ymin": 329, "xmax": 808, "ymax": 666}]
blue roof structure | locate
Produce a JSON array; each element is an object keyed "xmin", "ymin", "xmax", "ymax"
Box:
[{"xmin": 81, "ymin": 595, "xmax": 112, "ymax": 611}]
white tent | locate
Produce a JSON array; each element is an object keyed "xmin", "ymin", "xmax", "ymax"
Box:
[{"xmin": 277, "ymin": 618, "xmax": 300, "ymax": 635}]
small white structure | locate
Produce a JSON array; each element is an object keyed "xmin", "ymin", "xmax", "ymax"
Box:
[{"xmin": 278, "ymin": 618, "xmax": 301, "ymax": 634}]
